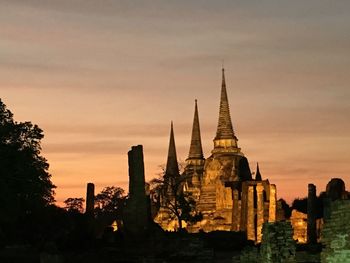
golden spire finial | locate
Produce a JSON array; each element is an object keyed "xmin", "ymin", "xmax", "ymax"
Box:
[{"xmin": 215, "ymin": 68, "xmax": 234, "ymax": 140}]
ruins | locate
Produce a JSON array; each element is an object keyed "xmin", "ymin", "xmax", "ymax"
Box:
[
  {"xmin": 155, "ymin": 69, "xmax": 279, "ymax": 242},
  {"xmin": 307, "ymin": 184, "xmax": 317, "ymax": 245},
  {"xmin": 85, "ymin": 182, "xmax": 95, "ymax": 215},
  {"xmin": 289, "ymin": 178, "xmax": 349, "ymax": 246},
  {"xmin": 321, "ymin": 199, "xmax": 350, "ymax": 262},
  {"xmin": 260, "ymin": 221, "xmax": 296, "ymax": 263},
  {"xmin": 123, "ymin": 145, "xmax": 149, "ymax": 236},
  {"xmin": 290, "ymin": 209, "xmax": 308, "ymax": 243}
]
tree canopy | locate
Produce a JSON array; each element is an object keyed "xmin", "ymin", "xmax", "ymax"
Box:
[
  {"xmin": 64, "ymin": 197, "xmax": 85, "ymax": 213},
  {"xmin": 95, "ymin": 186, "xmax": 126, "ymax": 217},
  {"xmin": 0, "ymin": 99, "xmax": 55, "ymax": 227},
  {"xmin": 150, "ymin": 172, "xmax": 202, "ymax": 231}
]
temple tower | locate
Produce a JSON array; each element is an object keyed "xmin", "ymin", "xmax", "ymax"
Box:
[
  {"xmin": 212, "ymin": 68, "xmax": 241, "ymax": 155},
  {"xmin": 165, "ymin": 121, "xmax": 179, "ymax": 178},
  {"xmin": 154, "ymin": 123, "xmax": 181, "ymax": 231},
  {"xmin": 197, "ymin": 68, "xmax": 251, "ymax": 232},
  {"xmin": 164, "ymin": 122, "xmax": 180, "ymax": 195},
  {"xmin": 185, "ymin": 100, "xmax": 205, "ymax": 187}
]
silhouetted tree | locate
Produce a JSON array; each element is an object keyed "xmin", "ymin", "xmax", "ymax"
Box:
[
  {"xmin": 0, "ymin": 99, "xmax": 55, "ymax": 243},
  {"xmin": 95, "ymin": 186, "xmax": 126, "ymax": 217},
  {"xmin": 291, "ymin": 197, "xmax": 308, "ymax": 214},
  {"xmin": 150, "ymin": 173, "xmax": 202, "ymax": 231},
  {"xmin": 278, "ymin": 198, "xmax": 292, "ymax": 219},
  {"xmin": 64, "ymin": 197, "xmax": 85, "ymax": 213},
  {"xmin": 291, "ymin": 196, "xmax": 323, "ymax": 219}
]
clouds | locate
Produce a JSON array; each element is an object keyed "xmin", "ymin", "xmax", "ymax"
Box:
[{"xmin": 1, "ymin": 1, "xmax": 349, "ymax": 205}]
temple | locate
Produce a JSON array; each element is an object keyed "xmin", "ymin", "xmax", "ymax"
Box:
[{"xmin": 155, "ymin": 69, "xmax": 280, "ymax": 243}]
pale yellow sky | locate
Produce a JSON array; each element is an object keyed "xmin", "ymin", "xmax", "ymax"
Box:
[{"xmin": 1, "ymin": 0, "xmax": 350, "ymax": 204}]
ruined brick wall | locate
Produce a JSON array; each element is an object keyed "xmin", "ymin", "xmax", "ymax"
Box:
[
  {"xmin": 239, "ymin": 246, "xmax": 259, "ymax": 263},
  {"xmin": 290, "ymin": 209, "xmax": 307, "ymax": 244},
  {"xmin": 260, "ymin": 222, "xmax": 296, "ymax": 263},
  {"xmin": 321, "ymin": 200, "xmax": 350, "ymax": 262}
]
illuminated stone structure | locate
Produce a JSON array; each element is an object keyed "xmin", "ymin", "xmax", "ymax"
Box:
[
  {"xmin": 290, "ymin": 209, "xmax": 308, "ymax": 243},
  {"xmin": 154, "ymin": 123, "xmax": 182, "ymax": 231},
  {"xmin": 155, "ymin": 69, "xmax": 278, "ymax": 242},
  {"xmin": 184, "ymin": 99, "xmax": 205, "ymax": 202},
  {"xmin": 290, "ymin": 179, "xmax": 348, "ymax": 244}
]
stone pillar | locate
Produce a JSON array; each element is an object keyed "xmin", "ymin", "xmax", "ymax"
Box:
[
  {"xmin": 128, "ymin": 146, "xmax": 145, "ymax": 199},
  {"xmin": 124, "ymin": 145, "xmax": 149, "ymax": 235},
  {"xmin": 85, "ymin": 183, "xmax": 95, "ymax": 215},
  {"xmin": 268, "ymin": 184, "xmax": 277, "ymax": 222},
  {"xmin": 247, "ymin": 185, "xmax": 256, "ymax": 241},
  {"xmin": 307, "ymin": 183, "xmax": 317, "ymax": 244},
  {"xmin": 231, "ymin": 189, "xmax": 240, "ymax": 231},
  {"xmin": 256, "ymin": 183, "xmax": 264, "ymax": 243},
  {"xmin": 240, "ymin": 182, "xmax": 248, "ymax": 231}
]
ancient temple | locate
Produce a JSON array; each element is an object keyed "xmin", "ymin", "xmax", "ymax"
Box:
[
  {"xmin": 154, "ymin": 122, "xmax": 183, "ymax": 231},
  {"xmin": 155, "ymin": 69, "xmax": 278, "ymax": 243}
]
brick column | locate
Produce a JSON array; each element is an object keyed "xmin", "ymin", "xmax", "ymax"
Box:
[
  {"xmin": 268, "ymin": 184, "xmax": 277, "ymax": 222},
  {"xmin": 256, "ymin": 183, "xmax": 264, "ymax": 243},
  {"xmin": 231, "ymin": 189, "xmax": 240, "ymax": 231},
  {"xmin": 240, "ymin": 182, "xmax": 248, "ymax": 231},
  {"xmin": 85, "ymin": 183, "xmax": 95, "ymax": 215},
  {"xmin": 247, "ymin": 185, "xmax": 256, "ymax": 241}
]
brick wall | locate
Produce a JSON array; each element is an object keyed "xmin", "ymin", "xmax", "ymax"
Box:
[{"xmin": 321, "ymin": 200, "xmax": 350, "ymax": 262}]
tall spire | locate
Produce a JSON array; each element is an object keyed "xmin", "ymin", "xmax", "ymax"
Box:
[
  {"xmin": 212, "ymin": 68, "xmax": 240, "ymax": 154},
  {"xmin": 165, "ymin": 121, "xmax": 179, "ymax": 177},
  {"xmin": 187, "ymin": 100, "xmax": 204, "ymax": 160},
  {"xmin": 255, "ymin": 163, "xmax": 262, "ymax": 181},
  {"xmin": 215, "ymin": 68, "xmax": 235, "ymax": 140}
]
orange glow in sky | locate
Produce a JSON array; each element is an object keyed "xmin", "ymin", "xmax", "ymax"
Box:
[{"xmin": 1, "ymin": 1, "xmax": 349, "ymax": 205}]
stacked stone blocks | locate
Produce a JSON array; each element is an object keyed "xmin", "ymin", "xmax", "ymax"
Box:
[
  {"xmin": 321, "ymin": 200, "xmax": 350, "ymax": 262},
  {"xmin": 260, "ymin": 222, "xmax": 296, "ymax": 263}
]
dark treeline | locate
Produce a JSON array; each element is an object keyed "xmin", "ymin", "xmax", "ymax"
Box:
[{"xmin": 0, "ymin": 99, "xmax": 126, "ymax": 252}]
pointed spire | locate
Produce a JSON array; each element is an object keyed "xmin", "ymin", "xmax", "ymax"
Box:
[
  {"xmin": 165, "ymin": 121, "xmax": 179, "ymax": 177},
  {"xmin": 188, "ymin": 100, "xmax": 204, "ymax": 160},
  {"xmin": 255, "ymin": 163, "xmax": 262, "ymax": 181},
  {"xmin": 215, "ymin": 68, "xmax": 235, "ymax": 140},
  {"xmin": 222, "ymin": 66, "xmax": 226, "ymax": 88},
  {"xmin": 212, "ymin": 68, "xmax": 241, "ymax": 155}
]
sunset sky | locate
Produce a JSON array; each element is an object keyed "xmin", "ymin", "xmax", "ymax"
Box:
[{"xmin": 1, "ymin": 1, "xmax": 349, "ymax": 205}]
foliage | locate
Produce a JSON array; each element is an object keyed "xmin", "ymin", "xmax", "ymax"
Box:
[
  {"xmin": 94, "ymin": 186, "xmax": 126, "ymax": 217},
  {"xmin": 291, "ymin": 196, "xmax": 324, "ymax": 219},
  {"xmin": 150, "ymin": 172, "xmax": 202, "ymax": 231},
  {"xmin": 0, "ymin": 98, "xmax": 55, "ymax": 242},
  {"xmin": 64, "ymin": 197, "xmax": 85, "ymax": 213},
  {"xmin": 278, "ymin": 198, "xmax": 291, "ymax": 219},
  {"xmin": 291, "ymin": 198, "xmax": 308, "ymax": 214}
]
